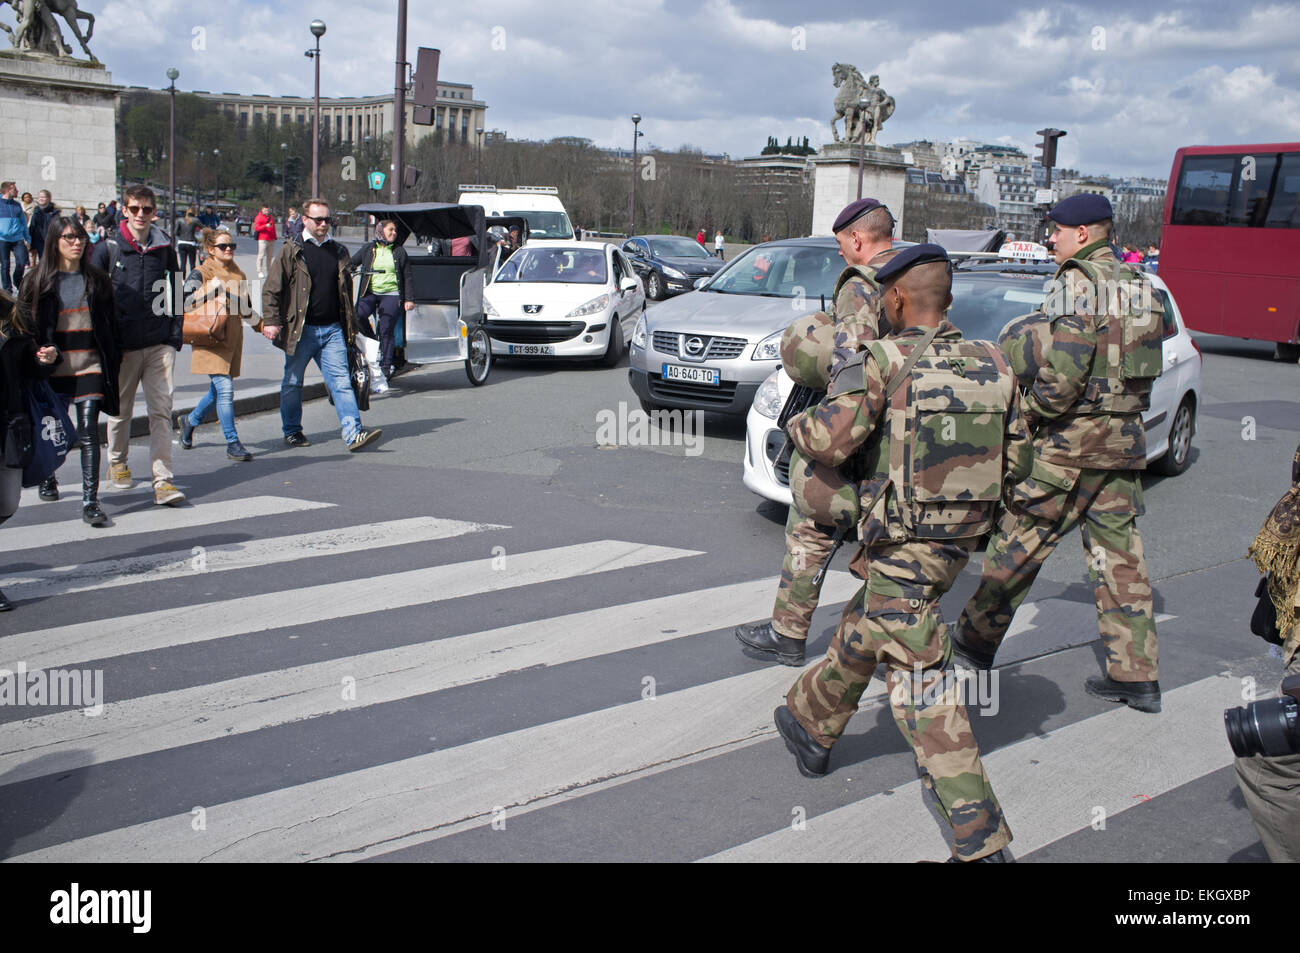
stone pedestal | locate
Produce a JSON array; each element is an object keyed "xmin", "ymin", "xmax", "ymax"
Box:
[
  {"xmin": 0, "ymin": 53, "xmax": 120, "ymax": 214},
  {"xmin": 810, "ymin": 143, "xmax": 907, "ymax": 238}
]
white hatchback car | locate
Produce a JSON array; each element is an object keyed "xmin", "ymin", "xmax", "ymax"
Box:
[
  {"xmin": 484, "ymin": 242, "xmax": 646, "ymax": 366},
  {"xmin": 744, "ymin": 263, "xmax": 1203, "ymax": 505}
]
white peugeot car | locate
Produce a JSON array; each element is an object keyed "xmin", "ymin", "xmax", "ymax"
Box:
[
  {"xmin": 744, "ymin": 262, "xmax": 1203, "ymax": 505},
  {"xmin": 484, "ymin": 242, "xmax": 646, "ymax": 366}
]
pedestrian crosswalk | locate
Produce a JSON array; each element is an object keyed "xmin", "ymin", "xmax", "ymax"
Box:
[{"xmin": 0, "ymin": 489, "xmax": 1257, "ymax": 863}]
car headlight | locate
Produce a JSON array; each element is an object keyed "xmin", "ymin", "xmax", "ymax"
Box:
[
  {"xmin": 662, "ymin": 266, "xmax": 686, "ymax": 280},
  {"xmin": 567, "ymin": 293, "xmax": 611, "ymax": 318},
  {"xmin": 753, "ymin": 369, "xmax": 783, "ymax": 419},
  {"xmin": 483, "ymin": 296, "xmax": 499, "ymax": 316},
  {"xmin": 751, "ymin": 329, "xmax": 782, "ymax": 362},
  {"xmin": 632, "ymin": 313, "xmax": 648, "ymax": 348}
]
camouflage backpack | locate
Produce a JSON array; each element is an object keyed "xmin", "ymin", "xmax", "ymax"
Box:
[
  {"xmin": 1048, "ymin": 257, "xmax": 1164, "ymax": 414},
  {"xmin": 780, "ymin": 309, "xmax": 836, "ymax": 388},
  {"xmin": 840, "ymin": 329, "xmax": 1016, "ymax": 542}
]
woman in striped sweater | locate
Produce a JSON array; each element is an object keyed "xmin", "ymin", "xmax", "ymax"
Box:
[{"xmin": 17, "ymin": 216, "xmax": 122, "ymax": 525}]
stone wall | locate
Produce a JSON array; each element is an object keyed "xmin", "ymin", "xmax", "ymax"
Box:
[
  {"xmin": 0, "ymin": 55, "xmax": 120, "ymax": 214},
  {"xmin": 810, "ymin": 144, "xmax": 907, "ymax": 238}
]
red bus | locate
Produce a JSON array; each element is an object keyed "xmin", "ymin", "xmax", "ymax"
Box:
[{"xmin": 1160, "ymin": 143, "xmax": 1300, "ymax": 360}]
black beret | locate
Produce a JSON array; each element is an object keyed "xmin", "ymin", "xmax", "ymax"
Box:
[
  {"xmin": 874, "ymin": 242, "xmax": 950, "ymax": 284},
  {"xmin": 832, "ymin": 198, "xmax": 887, "ymax": 234},
  {"xmin": 1047, "ymin": 193, "xmax": 1113, "ymax": 226}
]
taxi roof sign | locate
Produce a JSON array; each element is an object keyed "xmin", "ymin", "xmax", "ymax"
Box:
[{"xmin": 1000, "ymin": 240, "xmax": 1050, "ymax": 262}]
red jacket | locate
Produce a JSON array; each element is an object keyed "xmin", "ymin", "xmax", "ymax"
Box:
[{"xmin": 254, "ymin": 212, "xmax": 277, "ymax": 241}]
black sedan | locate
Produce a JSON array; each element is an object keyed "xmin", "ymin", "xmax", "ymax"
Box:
[{"xmin": 621, "ymin": 234, "xmax": 725, "ymax": 300}]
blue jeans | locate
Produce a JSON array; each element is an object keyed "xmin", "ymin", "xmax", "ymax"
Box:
[
  {"xmin": 189, "ymin": 374, "xmax": 238, "ymax": 443},
  {"xmin": 280, "ymin": 322, "xmax": 360, "ymax": 443},
  {"xmin": 0, "ymin": 239, "xmax": 29, "ymax": 293}
]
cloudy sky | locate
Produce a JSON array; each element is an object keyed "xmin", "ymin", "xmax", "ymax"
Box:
[{"xmin": 71, "ymin": 0, "xmax": 1300, "ymax": 178}]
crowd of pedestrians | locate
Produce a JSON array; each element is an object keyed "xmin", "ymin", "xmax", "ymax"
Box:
[{"xmin": 0, "ymin": 186, "xmax": 388, "ymax": 613}]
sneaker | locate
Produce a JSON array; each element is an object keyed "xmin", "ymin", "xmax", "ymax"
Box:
[
  {"xmin": 109, "ymin": 463, "xmax": 132, "ymax": 489},
  {"xmin": 226, "ymin": 440, "xmax": 253, "ymax": 462},
  {"xmin": 179, "ymin": 417, "xmax": 196, "ymax": 449},
  {"xmin": 346, "ymin": 428, "xmax": 382, "ymax": 452},
  {"xmin": 38, "ymin": 477, "xmax": 59, "ymax": 502},
  {"xmin": 284, "ymin": 432, "xmax": 311, "ymax": 448},
  {"xmin": 154, "ymin": 481, "xmax": 186, "ymax": 506}
]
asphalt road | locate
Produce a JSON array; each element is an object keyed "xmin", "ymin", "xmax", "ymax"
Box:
[{"xmin": 0, "ymin": 295, "xmax": 1296, "ymax": 864}]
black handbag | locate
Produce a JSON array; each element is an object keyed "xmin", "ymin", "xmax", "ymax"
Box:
[
  {"xmin": 347, "ymin": 340, "xmax": 371, "ymax": 413},
  {"xmin": 1251, "ymin": 576, "xmax": 1283, "ymax": 646},
  {"xmin": 3, "ymin": 411, "xmax": 33, "ymax": 469}
]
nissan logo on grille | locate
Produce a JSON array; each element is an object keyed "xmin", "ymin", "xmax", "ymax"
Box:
[
  {"xmin": 523, "ymin": 304, "xmax": 543, "ymax": 314},
  {"xmin": 685, "ymin": 336, "xmax": 706, "ymax": 356}
]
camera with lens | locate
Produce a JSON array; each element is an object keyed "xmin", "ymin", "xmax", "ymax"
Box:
[{"xmin": 1224, "ymin": 673, "xmax": 1300, "ymax": 757}]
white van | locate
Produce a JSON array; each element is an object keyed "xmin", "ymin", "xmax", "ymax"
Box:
[{"xmin": 456, "ymin": 185, "xmax": 575, "ymax": 244}]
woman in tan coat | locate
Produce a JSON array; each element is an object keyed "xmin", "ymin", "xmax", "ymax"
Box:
[{"xmin": 179, "ymin": 228, "xmax": 262, "ymax": 461}]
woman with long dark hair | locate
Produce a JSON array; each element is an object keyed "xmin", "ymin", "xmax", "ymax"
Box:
[
  {"xmin": 0, "ymin": 288, "xmax": 60, "ymax": 609},
  {"xmin": 16, "ymin": 215, "xmax": 121, "ymax": 525}
]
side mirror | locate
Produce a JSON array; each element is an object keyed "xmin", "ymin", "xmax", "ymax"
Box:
[
  {"xmin": 693, "ymin": 276, "xmax": 711, "ymax": 290},
  {"xmin": 620, "ymin": 276, "xmax": 639, "ymax": 292}
]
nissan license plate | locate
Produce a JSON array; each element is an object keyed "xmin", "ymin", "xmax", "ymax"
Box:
[
  {"xmin": 508, "ymin": 344, "xmax": 556, "ymax": 355},
  {"xmin": 662, "ymin": 363, "xmax": 720, "ymax": 385}
]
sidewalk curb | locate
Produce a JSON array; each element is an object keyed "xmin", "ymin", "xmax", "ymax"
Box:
[{"xmin": 95, "ymin": 382, "xmax": 330, "ymax": 441}]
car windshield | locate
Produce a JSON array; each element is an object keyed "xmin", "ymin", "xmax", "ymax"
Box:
[
  {"xmin": 504, "ymin": 210, "xmax": 574, "ymax": 240},
  {"xmin": 494, "ymin": 247, "xmax": 607, "ymax": 283},
  {"xmin": 647, "ymin": 237, "xmax": 711, "ymax": 259},
  {"xmin": 947, "ymin": 273, "xmax": 1052, "ymax": 342},
  {"xmin": 706, "ymin": 244, "xmax": 840, "ymax": 298}
]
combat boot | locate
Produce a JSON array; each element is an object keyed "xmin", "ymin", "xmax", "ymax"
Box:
[
  {"xmin": 1085, "ymin": 675, "xmax": 1161, "ymax": 713},
  {"xmin": 774, "ymin": 705, "xmax": 830, "ymax": 777},
  {"xmin": 736, "ymin": 621, "xmax": 806, "ymax": 666},
  {"xmin": 949, "ymin": 630, "xmax": 996, "ymax": 672}
]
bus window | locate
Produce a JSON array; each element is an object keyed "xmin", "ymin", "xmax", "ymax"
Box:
[
  {"xmin": 1171, "ymin": 154, "xmax": 1236, "ymax": 226},
  {"xmin": 1229, "ymin": 154, "xmax": 1278, "ymax": 227},
  {"xmin": 1265, "ymin": 153, "xmax": 1300, "ymax": 228}
]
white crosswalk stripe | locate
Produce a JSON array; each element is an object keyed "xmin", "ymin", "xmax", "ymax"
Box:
[
  {"xmin": 1, "ymin": 494, "xmax": 333, "ymax": 553},
  {"xmin": 0, "ymin": 539, "xmax": 702, "ymax": 672},
  {"xmin": 0, "ymin": 489, "xmax": 1238, "ymax": 864},
  {"xmin": 3, "ymin": 517, "xmax": 509, "ymax": 599}
]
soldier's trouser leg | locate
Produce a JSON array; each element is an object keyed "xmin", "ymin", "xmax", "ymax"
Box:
[
  {"xmin": 1234, "ymin": 646, "xmax": 1300, "ymax": 863},
  {"xmin": 770, "ymin": 505, "xmax": 836, "ymax": 641},
  {"xmin": 956, "ymin": 482, "xmax": 1079, "ymax": 656},
  {"xmin": 1077, "ymin": 471, "xmax": 1158, "ymax": 682},
  {"xmin": 789, "ymin": 540, "xmax": 1010, "ymax": 859}
]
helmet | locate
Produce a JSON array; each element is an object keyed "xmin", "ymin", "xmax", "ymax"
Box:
[{"xmin": 780, "ymin": 311, "xmax": 837, "ymax": 388}]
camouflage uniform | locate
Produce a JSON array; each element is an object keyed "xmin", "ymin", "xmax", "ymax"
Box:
[
  {"xmin": 785, "ymin": 321, "xmax": 1032, "ymax": 860},
  {"xmin": 956, "ymin": 240, "xmax": 1162, "ymax": 683},
  {"xmin": 770, "ymin": 263, "xmax": 888, "ymax": 641}
]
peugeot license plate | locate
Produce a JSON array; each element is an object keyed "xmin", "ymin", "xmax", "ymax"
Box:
[
  {"xmin": 508, "ymin": 344, "xmax": 556, "ymax": 355},
  {"xmin": 662, "ymin": 363, "xmax": 720, "ymax": 385}
]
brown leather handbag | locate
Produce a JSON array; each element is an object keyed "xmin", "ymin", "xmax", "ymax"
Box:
[{"xmin": 183, "ymin": 288, "xmax": 229, "ymax": 346}]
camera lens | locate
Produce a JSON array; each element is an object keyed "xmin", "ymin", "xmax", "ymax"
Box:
[{"xmin": 1224, "ymin": 696, "xmax": 1300, "ymax": 758}]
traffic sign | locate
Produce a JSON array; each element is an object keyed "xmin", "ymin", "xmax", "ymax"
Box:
[{"xmin": 368, "ymin": 171, "xmax": 386, "ymax": 190}]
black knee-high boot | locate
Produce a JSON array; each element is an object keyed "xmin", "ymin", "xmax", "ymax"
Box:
[{"xmin": 77, "ymin": 399, "xmax": 106, "ymax": 526}]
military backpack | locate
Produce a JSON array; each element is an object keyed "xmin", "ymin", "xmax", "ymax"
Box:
[
  {"xmin": 838, "ymin": 329, "xmax": 1016, "ymax": 542},
  {"xmin": 1050, "ymin": 257, "xmax": 1164, "ymax": 415}
]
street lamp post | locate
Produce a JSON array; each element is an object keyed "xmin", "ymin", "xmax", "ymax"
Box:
[
  {"xmin": 194, "ymin": 150, "xmax": 203, "ymax": 209},
  {"xmin": 476, "ymin": 126, "xmax": 484, "ymax": 181},
  {"xmin": 211, "ymin": 147, "xmax": 220, "ymax": 213},
  {"xmin": 305, "ymin": 19, "xmax": 326, "ymax": 199},
  {"xmin": 629, "ymin": 113, "xmax": 644, "ymax": 236},
  {"xmin": 856, "ymin": 95, "xmax": 869, "ymax": 201},
  {"xmin": 166, "ymin": 67, "xmax": 178, "ymax": 252},
  {"xmin": 280, "ymin": 143, "xmax": 288, "ymax": 223}
]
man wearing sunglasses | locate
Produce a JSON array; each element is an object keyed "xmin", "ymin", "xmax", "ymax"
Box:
[
  {"xmin": 262, "ymin": 198, "xmax": 380, "ymax": 451},
  {"xmin": 90, "ymin": 184, "xmax": 186, "ymax": 505}
]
